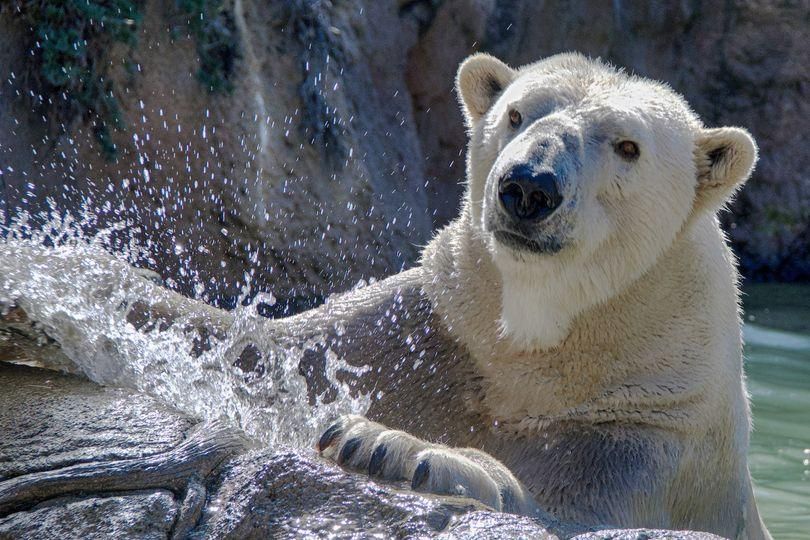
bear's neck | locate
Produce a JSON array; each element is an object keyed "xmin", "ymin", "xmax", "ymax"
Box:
[
  {"xmin": 421, "ymin": 214, "xmax": 742, "ymax": 427},
  {"xmin": 421, "ymin": 219, "xmax": 575, "ymax": 357}
]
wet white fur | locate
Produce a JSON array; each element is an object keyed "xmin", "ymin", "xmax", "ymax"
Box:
[
  {"xmin": 320, "ymin": 415, "xmax": 540, "ymax": 516},
  {"xmin": 415, "ymin": 53, "xmax": 764, "ymax": 537},
  {"xmin": 321, "ymin": 54, "xmax": 766, "ymax": 538}
]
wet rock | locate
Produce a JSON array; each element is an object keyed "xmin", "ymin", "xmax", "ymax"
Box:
[
  {"xmin": 0, "ymin": 491, "xmax": 178, "ymax": 539},
  {"xmin": 440, "ymin": 514, "xmax": 724, "ymax": 540},
  {"xmin": 0, "ymin": 362, "xmax": 727, "ymax": 539},
  {"xmin": 572, "ymin": 532, "xmax": 722, "ymax": 540},
  {"xmin": 0, "ymin": 364, "xmax": 192, "ymax": 480},
  {"xmin": 194, "ymin": 449, "xmax": 494, "ymax": 538},
  {"xmin": 0, "ymin": 363, "xmax": 245, "ymax": 537}
]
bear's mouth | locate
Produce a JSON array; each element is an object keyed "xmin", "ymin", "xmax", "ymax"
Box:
[{"xmin": 492, "ymin": 229, "xmax": 563, "ymax": 254}]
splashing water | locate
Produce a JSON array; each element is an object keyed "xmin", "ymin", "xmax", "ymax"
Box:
[{"xmin": 0, "ymin": 212, "xmax": 370, "ymax": 450}]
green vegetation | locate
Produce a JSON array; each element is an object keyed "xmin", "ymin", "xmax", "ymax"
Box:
[
  {"xmin": 15, "ymin": 0, "xmax": 143, "ymax": 159},
  {"xmin": 177, "ymin": 0, "xmax": 238, "ymax": 94},
  {"xmin": 13, "ymin": 0, "xmax": 238, "ymax": 160}
]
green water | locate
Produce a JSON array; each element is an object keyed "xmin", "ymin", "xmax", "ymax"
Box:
[{"xmin": 744, "ymin": 284, "xmax": 810, "ymax": 539}]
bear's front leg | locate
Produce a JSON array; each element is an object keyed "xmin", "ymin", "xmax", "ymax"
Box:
[{"xmin": 317, "ymin": 415, "xmax": 540, "ymax": 516}]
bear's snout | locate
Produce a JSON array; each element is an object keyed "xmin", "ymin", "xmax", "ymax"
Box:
[{"xmin": 497, "ymin": 165, "xmax": 562, "ymax": 223}]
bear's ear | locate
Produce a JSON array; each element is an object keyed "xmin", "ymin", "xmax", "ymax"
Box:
[
  {"xmin": 693, "ymin": 127, "xmax": 758, "ymax": 212},
  {"xmin": 456, "ymin": 53, "xmax": 516, "ymax": 126}
]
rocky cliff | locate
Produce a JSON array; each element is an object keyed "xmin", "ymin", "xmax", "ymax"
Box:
[{"xmin": 0, "ymin": 0, "xmax": 806, "ymax": 311}]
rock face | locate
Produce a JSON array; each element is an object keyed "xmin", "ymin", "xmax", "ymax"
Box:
[
  {"xmin": 0, "ymin": 0, "xmax": 435, "ymax": 310},
  {"xmin": 0, "ymin": 363, "xmax": 725, "ymax": 539},
  {"xmin": 0, "ymin": 1, "xmax": 804, "ymax": 315}
]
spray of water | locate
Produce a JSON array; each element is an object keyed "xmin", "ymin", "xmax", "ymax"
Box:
[{"xmin": 0, "ymin": 209, "xmax": 370, "ymax": 449}]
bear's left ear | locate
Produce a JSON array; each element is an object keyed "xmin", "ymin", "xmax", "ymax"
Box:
[
  {"xmin": 456, "ymin": 54, "xmax": 516, "ymax": 127},
  {"xmin": 693, "ymin": 127, "xmax": 758, "ymax": 212}
]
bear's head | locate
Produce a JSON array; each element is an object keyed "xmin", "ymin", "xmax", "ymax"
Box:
[{"xmin": 456, "ymin": 52, "xmax": 757, "ymax": 350}]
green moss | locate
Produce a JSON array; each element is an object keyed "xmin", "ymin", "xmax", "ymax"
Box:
[
  {"xmin": 177, "ymin": 0, "xmax": 238, "ymax": 94},
  {"xmin": 16, "ymin": 0, "xmax": 143, "ymax": 160},
  {"xmin": 14, "ymin": 0, "xmax": 238, "ymax": 160}
]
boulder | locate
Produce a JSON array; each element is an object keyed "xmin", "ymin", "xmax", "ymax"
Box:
[
  {"xmin": 0, "ymin": 362, "xmax": 724, "ymax": 539},
  {"xmin": 0, "ymin": 492, "xmax": 179, "ymax": 540}
]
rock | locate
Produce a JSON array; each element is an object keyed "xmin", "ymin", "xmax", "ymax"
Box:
[
  {"xmin": 441, "ymin": 515, "xmax": 724, "ymax": 540},
  {"xmin": 572, "ymin": 531, "xmax": 723, "ymax": 540},
  {"xmin": 194, "ymin": 449, "xmax": 499, "ymax": 538},
  {"xmin": 0, "ymin": 0, "xmax": 433, "ymax": 308},
  {"xmin": 0, "ymin": 363, "xmax": 192, "ymax": 480},
  {"xmin": 0, "ymin": 362, "xmax": 245, "ymax": 536},
  {"xmin": 0, "ymin": 491, "xmax": 178, "ymax": 540},
  {"xmin": 0, "ymin": 362, "xmax": 725, "ymax": 539}
]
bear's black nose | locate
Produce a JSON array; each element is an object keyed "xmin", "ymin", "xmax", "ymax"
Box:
[{"xmin": 498, "ymin": 166, "xmax": 562, "ymax": 222}]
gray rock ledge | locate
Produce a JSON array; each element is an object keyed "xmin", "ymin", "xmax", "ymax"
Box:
[{"xmin": 0, "ymin": 363, "xmax": 724, "ymax": 539}]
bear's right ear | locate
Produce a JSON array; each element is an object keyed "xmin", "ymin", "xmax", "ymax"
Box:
[{"xmin": 456, "ymin": 54, "xmax": 516, "ymax": 126}]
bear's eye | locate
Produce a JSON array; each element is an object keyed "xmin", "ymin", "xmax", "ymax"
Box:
[
  {"xmin": 508, "ymin": 109, "xmax": 522, "ymax": 128},
  {"xmin": 615, "ymin": 140, "xmax": 640, "ymax": 161}
]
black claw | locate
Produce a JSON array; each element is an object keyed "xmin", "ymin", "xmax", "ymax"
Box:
[
  {"xmin": 500, "ymin": 487, "xmax": 516, "ymax": 512},
  {"xmin": 318, "ymin": 422, "xmax": 343, "ymax": 452},
  {"xmin": 411, "ymin": 459, "xmax": 431, "ymax": 490},
  {"xmin": 338, "ymin": 437, "xmax": 362, "ymax": 465},
  {"xmin": 368, "ymin": 444, "xmax": 388, "ymax": 477}
]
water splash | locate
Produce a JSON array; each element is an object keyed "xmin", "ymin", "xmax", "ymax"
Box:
[{"xmin": 0, "ymin": 211, "xmax": 370, "ymax": 449}]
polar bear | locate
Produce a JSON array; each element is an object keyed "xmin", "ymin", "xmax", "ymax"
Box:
[
  {"xmin": 0, "ymin": 52, "xmax": 770, "ymax": 538},
  {"xmin": 309, "ymin": 53, "xmax": 770, "ymax": 539}
]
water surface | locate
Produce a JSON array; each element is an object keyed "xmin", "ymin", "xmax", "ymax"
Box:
[{"xmin": 745, "ymin": 284, "xmax": 810, "ymax": 539}]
